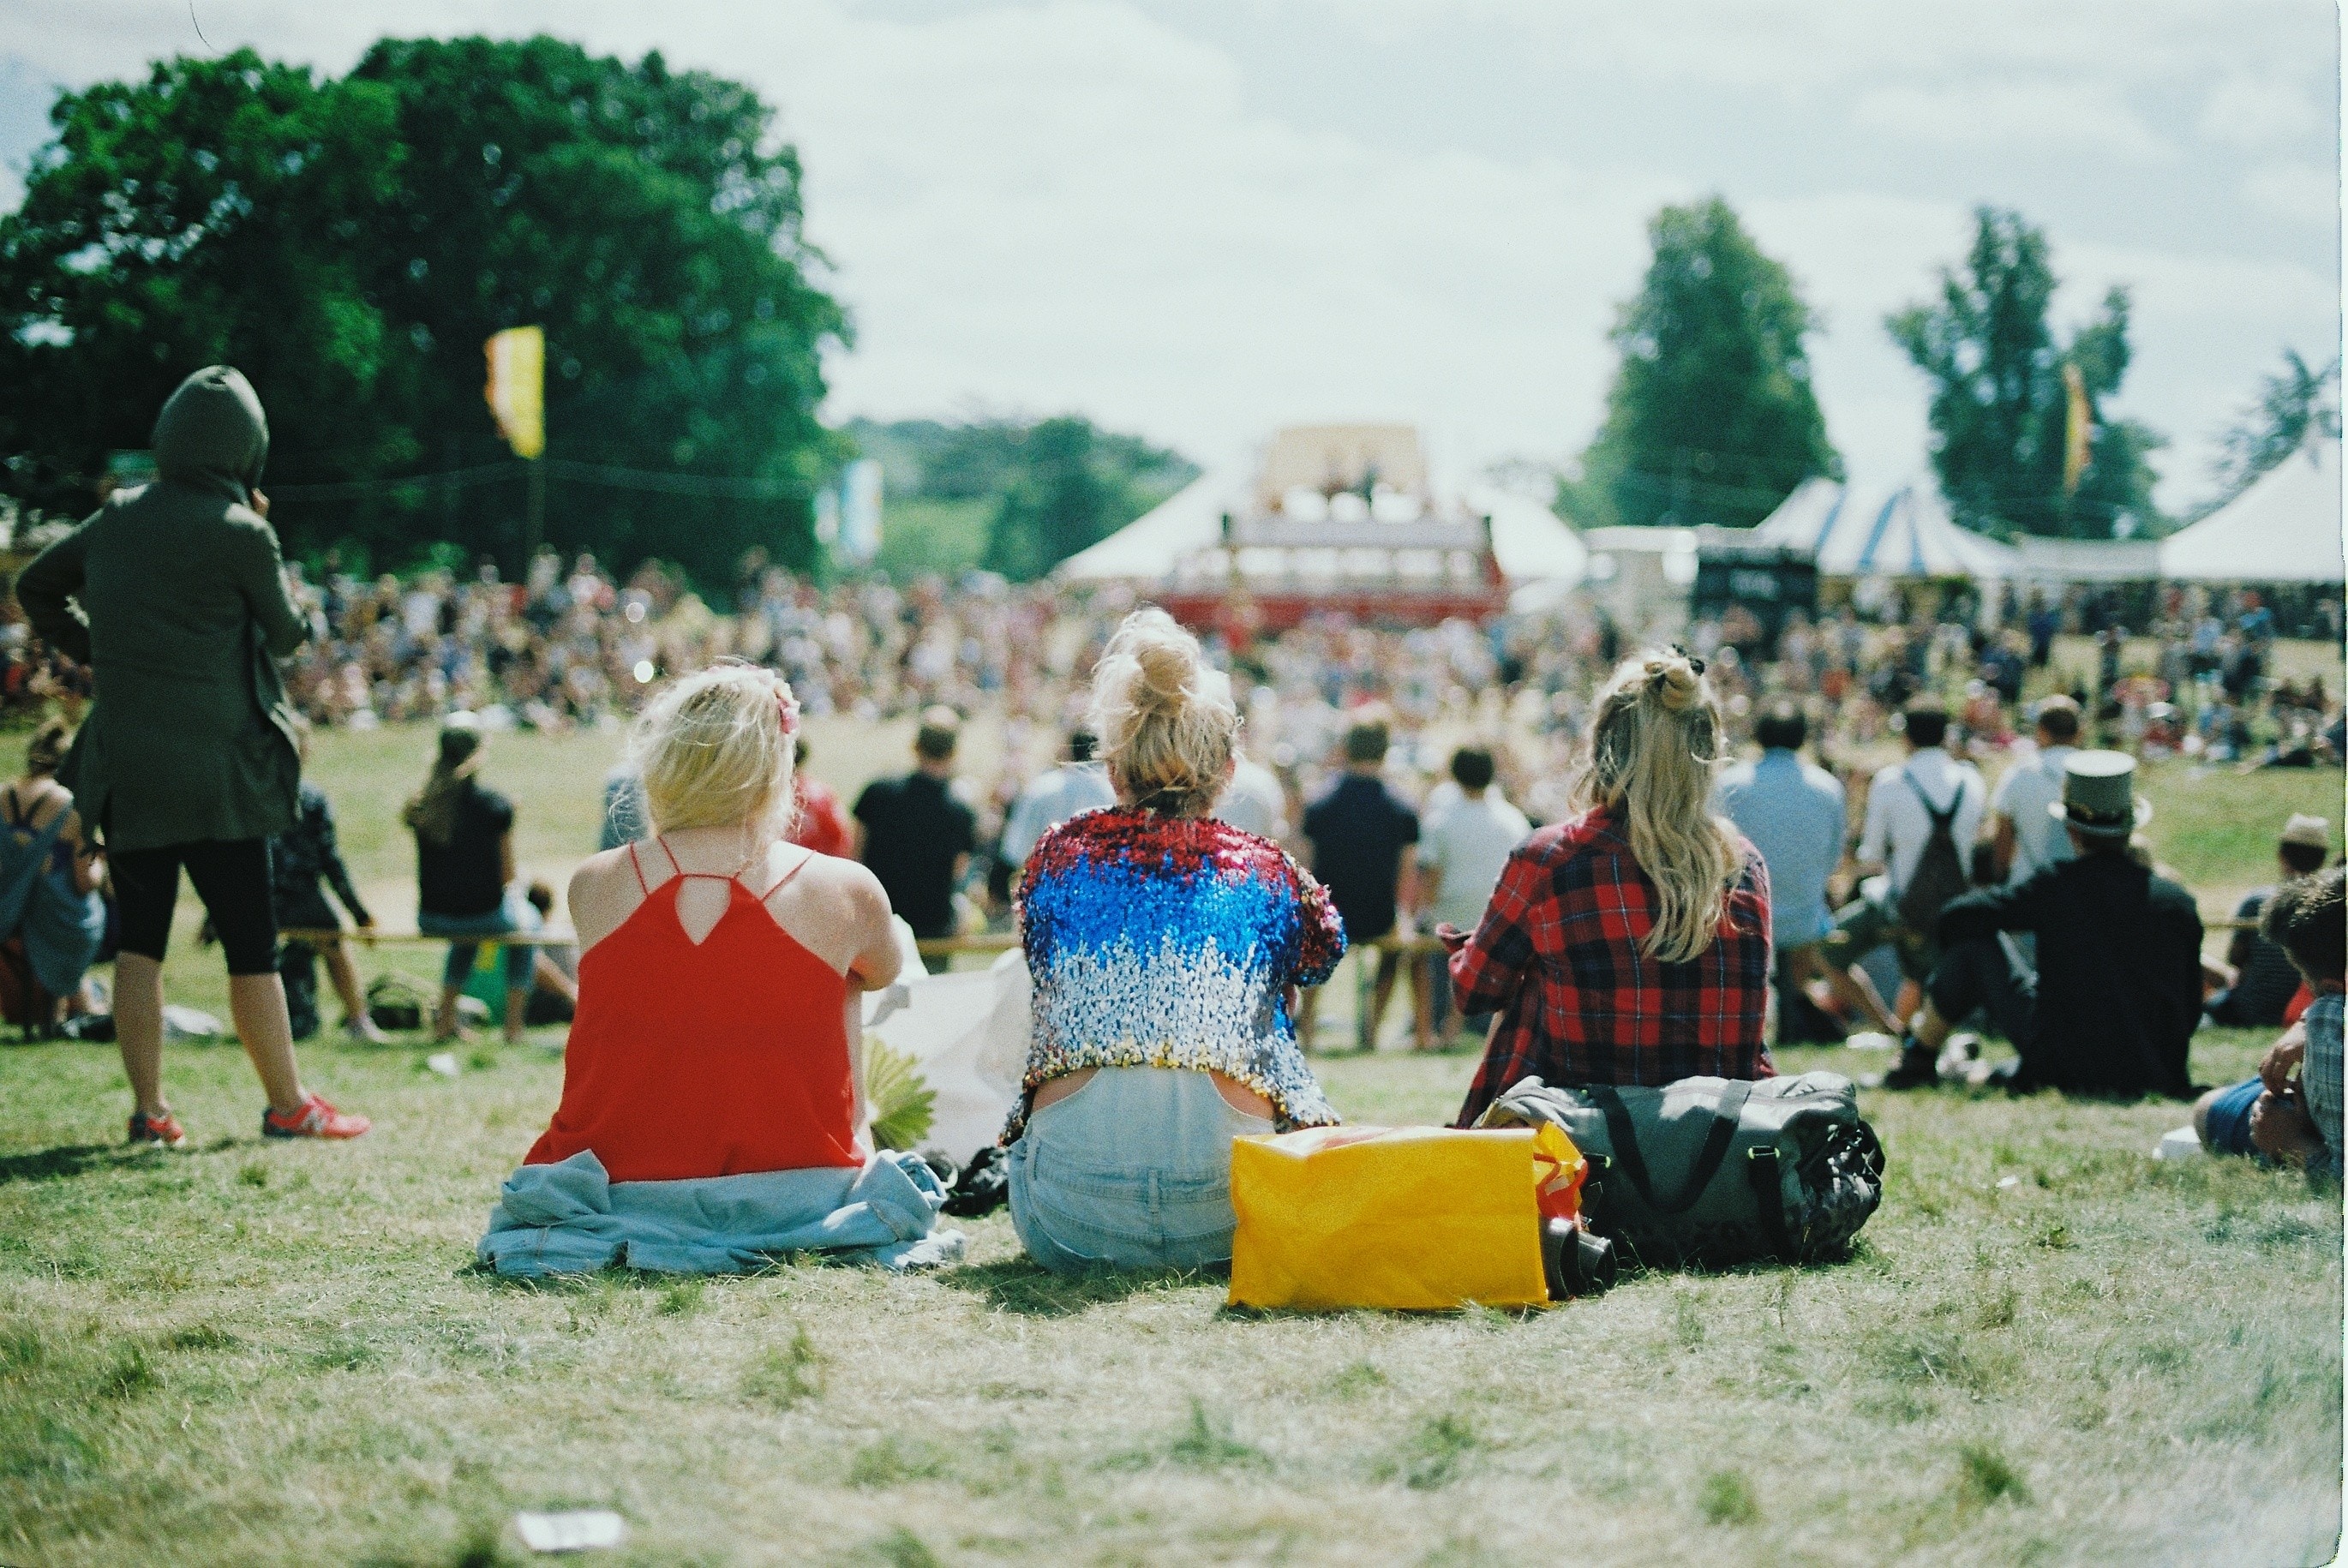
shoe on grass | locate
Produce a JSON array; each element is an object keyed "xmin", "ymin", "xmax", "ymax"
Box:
[
  {"xmin": 1878, "ymin": 1042, "xmax": 1941, "ymax": 1091},
  {"xmin": 127, "ymin": 1110, "xmax": 187, "ymax": 1149},
  {"xmin": 261, "ymin": 1092, "xmax": 370, "ymax": 1140},
  {"xmin": 343, "ymin": 1014, "xmax": 389, "ymax": 1045}
]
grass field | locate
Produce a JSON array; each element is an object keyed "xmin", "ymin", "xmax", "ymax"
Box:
[{"xmin": 1, "ymin": 715, "xmax": 2343, "ymax": 1565}]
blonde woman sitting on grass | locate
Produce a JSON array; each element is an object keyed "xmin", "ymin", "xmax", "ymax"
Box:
[
  {"xmin": 477, "ymin": 663, "xmax": 961, "ymax": 1276},
  {"xmin": 1447, "ymin": 648, "xmax": 1773, "ymax": 1128}
]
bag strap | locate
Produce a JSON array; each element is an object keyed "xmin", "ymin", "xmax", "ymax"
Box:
[
  {"xmin": 1746, "ymin": 1145, "xmax": 1800, "ymax": 1265},
  {"xmin": 1588, "ymin": 1079, "xmax": 1754, "ymax": 1216},
  {"xmin": 1903, "ymin": 765, "xmax": 1962, "ymax": 829}
]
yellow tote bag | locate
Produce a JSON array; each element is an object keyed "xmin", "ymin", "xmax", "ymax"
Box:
[{"xmin": 1227, "ymin": 1122, "xmax": 1579, "ymax": 1312}]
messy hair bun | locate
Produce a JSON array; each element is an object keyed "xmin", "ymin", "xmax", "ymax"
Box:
[
  {"xmin": 1091, "ymin": 607, "xmax": 1238, "ymax": 816},
  {"xmin": 1643, "ymin": 652, "xmax": 1702, "ymax": 712}
]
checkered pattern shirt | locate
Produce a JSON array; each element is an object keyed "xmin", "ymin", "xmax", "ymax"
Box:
[
  {"xmin": 2302, "ymin": 989, "xmax": 2343, "ymax": 1184},
  {"xmin": 1450, "ymin": 806, "xmax": 1775, "ymax": 1127}
]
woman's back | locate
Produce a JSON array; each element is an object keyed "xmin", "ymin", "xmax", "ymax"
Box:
[
  {"xmin": 1013, "ymin": 808, "xmax": 1343, "ymax": 1139},
  {"xmin": 528, "ymin": 839, "xmax": 868, "ymax": 1182}
]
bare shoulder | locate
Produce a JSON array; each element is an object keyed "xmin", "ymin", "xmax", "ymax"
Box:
[
  {"xmin": 570, "ymin": 846, "xmax": 647, "ymax": 949},
  {"xmin": 789, "ymin": 848, "xmax": 889, "ymax": 913}
]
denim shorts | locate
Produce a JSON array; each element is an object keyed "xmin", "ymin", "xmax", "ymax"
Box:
[
  {"xmin": 419, "ymin": 886, "xmax": 540, "ymax": 992},
  {"xmin": 1006, "ymin": 1066, "xmax": 1274, "ymax": 1274},
  {"xmin": 2201, "ymin": 1077, "xmax": 2264, "ymax": 1157}
]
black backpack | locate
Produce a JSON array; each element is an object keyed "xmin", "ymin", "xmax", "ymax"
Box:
[{"xmin": 1893, "ymin": 768, "xmax": 1970, "ymax": 939}]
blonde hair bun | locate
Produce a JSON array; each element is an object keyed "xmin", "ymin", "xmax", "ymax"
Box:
[
  {"xmin": 1645, "ymin": 655, "xmax": 1701, "ymax": 712},
  {"xmin": 1091, "ymin": 607, "xmax": 1238, "ymax": 815}
]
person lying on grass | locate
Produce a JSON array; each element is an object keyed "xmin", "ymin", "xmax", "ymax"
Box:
[
  {"xmin": 478, "ymin": 663, "xmax": 958, "ymax": 1277},
  {"xmin": 2194, "ymin": 867, "xmax": 2345, "ymax": 1181},
  {"xmin": 1004, "ymin": 607, "xmax": 1345, "ymax": 1275},
  {"xmin": 1445, "ymin": 647, "xmax": 1774, "ymax": 1128}
]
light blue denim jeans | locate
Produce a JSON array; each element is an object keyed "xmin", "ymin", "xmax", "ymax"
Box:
[
  {"xmin": 1006, "ymin": 1066, "xmax": 1274, "ymax": 1274},
  {"xmin": 419, "ymin": 885, "xmax": 541, "ymax": 993}
]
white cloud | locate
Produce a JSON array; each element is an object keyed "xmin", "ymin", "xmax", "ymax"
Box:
[
  {"xmin": 2242, "ymin": 161, "xmax": 2340, "ymax": 226},
  {"xmin": 1850, "ymin": 81, "xmax": 2170, "ymax": 163},
  {"xmin": 2198, "ymin": 69, "xmax": 2328, "ymax": 149}
]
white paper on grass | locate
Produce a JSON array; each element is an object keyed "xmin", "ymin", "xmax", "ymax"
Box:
[
  {"xmin": 513, "ymin": 1511, "xmax": 626, "ymax": 1552},
  {"xmin": 861, "ymin": 919, "xmax": 1028, "ymax": 1164}
]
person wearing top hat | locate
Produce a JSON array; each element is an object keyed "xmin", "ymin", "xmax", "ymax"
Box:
[
  {"xmin": 2204, "ymin": 813, "xmax": 2332, "ymax": 1028},
  {"xmin": 1890, "ymin": 751, "xmax": 2202, "ymax": 1098}
]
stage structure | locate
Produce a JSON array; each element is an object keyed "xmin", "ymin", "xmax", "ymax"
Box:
[{"xmin": 1058, "ymin": 424, "xmax": 1585, "ymax": 631}]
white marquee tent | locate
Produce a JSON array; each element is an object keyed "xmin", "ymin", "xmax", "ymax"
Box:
[
  {"xmin": 1056, "ymin": 476, "xmax": 1587, "ymax": 588},
  {"xmin": 1754, "ymin": 478, "xmax": 2022, "ymax": 579},
  {"xmin": 2158, "ymin": 438, "xmax": 2343, "ymax": 584}
]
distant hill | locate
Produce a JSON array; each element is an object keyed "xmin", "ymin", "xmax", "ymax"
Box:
[{"xmin": 842, "ymin": 416, "xmax": 1196, "ymax": 581}]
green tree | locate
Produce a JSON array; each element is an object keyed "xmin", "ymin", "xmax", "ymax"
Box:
[
  {"xmin": 0, "ymin": 37, "xmax": 848, "ymax": 588},
  {"xmin": 1887, "ymin": 206, "xmax": 2165, "ymax": 540},
  {"xmin": 0, "ymin": 54, "xmax": 405, "ymax": 509},
  {"xmin": 2207, "ymin": 349, "xmax": 2339, "ymax": 509},
  {"xmin": 1562, "ymin": 197, "xmax": 1836, "ymax": 531}
]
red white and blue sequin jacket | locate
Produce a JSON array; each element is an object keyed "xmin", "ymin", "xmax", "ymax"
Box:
[{"xmin": 1007, "ymin": 808, "xmax": 1345, "ymax": 1142}]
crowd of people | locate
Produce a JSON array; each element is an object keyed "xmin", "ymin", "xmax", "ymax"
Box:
[{"xmin": 5, "ymin": 365, "xmax": 2341, "ymax": 1285}]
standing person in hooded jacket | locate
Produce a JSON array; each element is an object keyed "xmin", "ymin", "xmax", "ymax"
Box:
[{"xmin": 14, "ymin": 366, "xmax": 369, "ymax": 1147}]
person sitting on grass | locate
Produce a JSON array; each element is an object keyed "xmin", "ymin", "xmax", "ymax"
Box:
[
  {"xmin": 2193, "ymin": 868, "xmax": 2345, "ymax": 1180},
  {"xmin": 0, "ymin": 716, "xmax": 106, "ymax": 1030},
  {"xmin": 1447, "ymin": 649, "xmax": 1773, "ymax": 1128},
  {"xmin": 2205, "ymin": 814, "xmax": 2330, "ymax": 1029},
  {"xmin": 478, "ymin": 664, "xmax": 957, "ymax": 1275},
  {"xmin": 1899, "ymin": 751, "xmax": 2201, "ymax": 1098},
  {"xmin": 404, "ymin": 715, "xmax": 542, "ymax": 1046},
  {"xmin": 1006, "ymin": 608, "xmax": 1344, "ymax": 1274}
]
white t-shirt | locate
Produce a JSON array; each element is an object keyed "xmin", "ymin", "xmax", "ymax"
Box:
[
  {"xmin": 1213, "ymin": 755, "xmax": 1290, "ymax": 843},
  {"xmin": 1418, "ymin": 791, "xmax": 1533, "ymax": 932},
  {"xmin": 1987, "ymin": 744, "xmax": 2076, "ymax": 887},
  {"xmin": 1859, "ymin": 749, "xmax": 1986, "ymax": 898}
]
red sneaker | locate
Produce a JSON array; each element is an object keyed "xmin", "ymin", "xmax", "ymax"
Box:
[
  {"xmin": 261, "ymin": 1092, "xmax": 370, "ymax": 1140},
  {"xmin": 127, "ymin": 1110, "xmax": 187, "ymax": 1149}
]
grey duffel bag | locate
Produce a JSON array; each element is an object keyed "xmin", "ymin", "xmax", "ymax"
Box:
[{"xmin": 1476, "ymin": 1073, "xmax": 1885, "ymax": 1268}]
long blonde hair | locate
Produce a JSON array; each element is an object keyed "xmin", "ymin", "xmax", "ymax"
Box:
[
  {"xmin": 628, "ymin": 662, "xmax": 799, "ymax": 841},
  {"xmin": 1572, "ymin": 649, "xmax": 1743, "ymax": 964},
  {"xmin": 1090, "ymin": 607, "xmax": 1237, "ymax": 817}
]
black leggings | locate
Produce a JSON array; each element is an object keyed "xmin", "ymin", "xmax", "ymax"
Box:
[{"xmin": 110, "ymin": 838, "xmax": 279, "ymax": 976}]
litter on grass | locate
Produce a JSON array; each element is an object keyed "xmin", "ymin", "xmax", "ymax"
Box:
[
  {"xmin": 514, "ymin": 1511, "xmax": 626, "ymax": 1553},
  {"xmin": 425, "ymin": 1052, "xmax": 461, "ymax": 1078},
  {"xmin": 2154, "ymin": 1125, "xmax": 2205, "ymax": 1161}
]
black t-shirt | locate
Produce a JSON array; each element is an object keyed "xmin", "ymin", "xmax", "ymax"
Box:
[
  {"xmin": 1938, "ymin": 852, "xmax": 2202, "ymax": 1098},
  {"xmin": 1302, "ymin": 773, "xmax": 1421, "ymax": 943},
  {"xmin": 854, "ymin": 771, "xmax": 977, "ymax": 939},
  {"xmin": 416, "ymin": 781, "xmax": 514, "ymax": 919}
]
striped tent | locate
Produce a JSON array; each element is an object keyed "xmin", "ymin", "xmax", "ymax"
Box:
[{"xmin": 1754, "ymin": 479, "xmax": 2020, "ymax": 580}]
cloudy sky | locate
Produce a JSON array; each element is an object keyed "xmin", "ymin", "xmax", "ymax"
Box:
[{"xmin": 1, "ymin": 0, "xmax": 2339, "ymax": 513}]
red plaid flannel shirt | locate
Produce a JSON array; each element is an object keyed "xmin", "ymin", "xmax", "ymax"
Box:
[{"xmin": 1451, "ymin": 805, "xmax": 1774, "ymax": 1127}]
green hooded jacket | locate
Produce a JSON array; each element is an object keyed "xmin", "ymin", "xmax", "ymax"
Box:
[{"xmin": 15, "ymin": 366, "xmax": 307, "ymax": 852}]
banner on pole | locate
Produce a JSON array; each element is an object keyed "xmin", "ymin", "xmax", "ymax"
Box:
[
  {"xmin": 485, "ymin": 326, "xmax": 546, "ymax": 460},
  {"xmin": 839, "ymin": 458, "xmax": 883, "ymax": 565}
]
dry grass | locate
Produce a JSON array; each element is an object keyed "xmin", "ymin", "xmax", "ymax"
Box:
[{"xmin": 0, "ymin": 1029, "xmax": 2338, "ymax": 1565}]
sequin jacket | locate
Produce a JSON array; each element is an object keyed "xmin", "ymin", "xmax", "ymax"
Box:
[{"xmin": 1007, "ymin": 808, "xmax": 1345, "ymax": 1142}]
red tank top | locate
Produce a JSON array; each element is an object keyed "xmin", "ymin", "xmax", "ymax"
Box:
[{"xmin": 524, "ymin": 840, "xmax": 861, "ymax": 1182}]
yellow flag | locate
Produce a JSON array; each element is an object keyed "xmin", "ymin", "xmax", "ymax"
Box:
[
  {"xmin": 2061, "ymin": 361, "xmax": 2090, "ymax": 495},
  {"xmin": 485, "ymin": 326, "xmax": 545, "ymax": 460}
]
